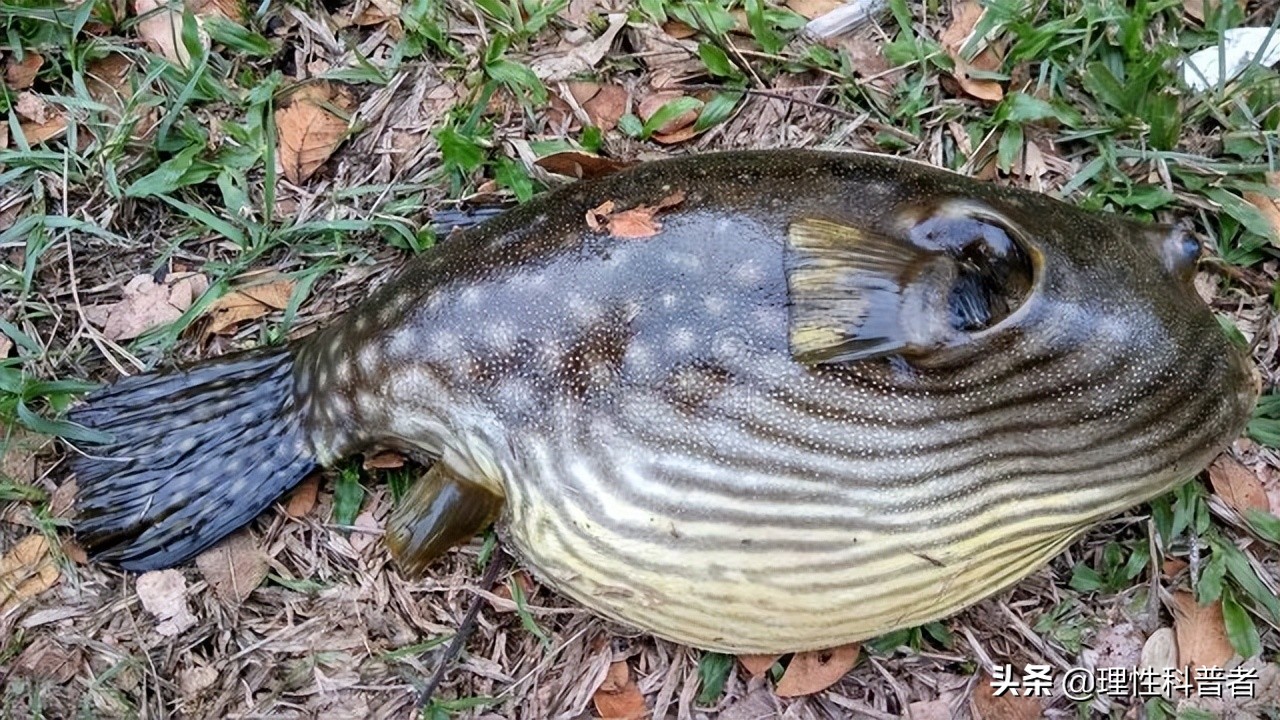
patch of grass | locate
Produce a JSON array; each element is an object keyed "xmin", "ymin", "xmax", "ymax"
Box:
[
  {"xmin": 696, "ymin": 651, "xmax": 734, "ymax": 705},
  {"xmin": 331, "ymin": 461, "xmax": 365, "ymax": 528}
]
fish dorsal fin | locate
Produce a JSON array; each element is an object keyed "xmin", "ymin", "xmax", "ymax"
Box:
[{"xmin": 785, "ymin": 209, "xmax": 1034, "ymax": 365}]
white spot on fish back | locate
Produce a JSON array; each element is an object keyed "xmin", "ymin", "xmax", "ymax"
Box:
[
  {"xmin": 358, "ymin": 345, "xmax": 381, "ymax": 372},
  {"xmin": 704, "ymin": 296, "xmax": 727, "ymax": 316},
  {"xmin": 669, "ymin": 327, "xmax": 697, "ymax": 353}
]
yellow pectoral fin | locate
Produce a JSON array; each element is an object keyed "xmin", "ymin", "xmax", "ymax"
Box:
[
  {"xmin": 785, "ymin": 217, "xmax": 939, "ymax": 364},
  {"xmin": 386, "ymin": 463, "xmax": 505, "ymax": 576}
]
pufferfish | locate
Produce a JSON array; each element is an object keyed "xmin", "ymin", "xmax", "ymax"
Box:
[{"xmin": 69, "ymin": 150, "xmax": 1257, "ymax": 654}]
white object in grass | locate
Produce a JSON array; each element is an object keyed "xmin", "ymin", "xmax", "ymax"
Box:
[{"xmin": 1180, "ymin": 27, "xmax": 1280, "ymax": 91}]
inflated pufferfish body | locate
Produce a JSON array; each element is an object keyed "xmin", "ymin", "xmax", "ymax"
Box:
[{"xmin": 71, "ymin": 150, "xmax": 1256, "ymax": 654}]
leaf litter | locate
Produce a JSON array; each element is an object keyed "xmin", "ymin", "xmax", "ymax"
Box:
[
  {"xmin": 84, "ymin": 272, "xmax": 209, "ymax": 341},
  {"xmin": 0, "ymin": 534, "xmax": 60, "ymax": 614},
  {"xmin": 276, "ymin": 83, "xmax": 353, "ymax": 184}
]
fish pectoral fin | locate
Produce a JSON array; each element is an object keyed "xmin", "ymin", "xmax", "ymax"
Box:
[
  {"xmin": 785, "ymin": 217, "xmax": 952, "ymax": 364},
  {"xmin": 385, "ymin": 463, "xmax": 505, "ymax": 577}
]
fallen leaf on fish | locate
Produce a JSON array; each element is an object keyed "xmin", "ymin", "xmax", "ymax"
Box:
[
  {"xmin": 583, "ymin": 84, "xmax": 627, "ymax": 131},
  {"xmin": 970, "ymin": 671, "xmax": 1042, "ymax": 720},
  {"xmin": 196, "ymin": 531, "xmax": 269, "ymax": 604},
  {"xmin": 0, "ymin": 534, "xmax": 61, "ymax": 613},
  {"xmin": 284, "ymin": 474, "xmax": 320, "ymax": 517},
  {"xmin": 586, "ymin": 190, "xmax": 686, "ymax": 239},
  {"xmin": 592, "ymin": 660, "xmax": 647, "ymax": 719},
  {"xmin": 6, "ymin": 52, "xmax": 43, "ymax": 90},
  {"xmin": 787, "ymin": 0, "xmax": 845, "ymax": 20},
  {"xmin": 1171, "ymin": 590, "xmax": 1235, "ymax": 669},
  {"xmin": 276, "ymin": 84, "xmax": 351, "ymax": 184},
  {"xmin": 363, "ymin": 451, "xmax": 406, "ymax": 469},
  {"xmin": 136, "ymin": 569, "xmax": 197, "ymax": 636},
  {"xmin": 738, "ymin": 653, "xmax": 781, "ymax": 678},
  {"xmin": 1243, "ymin": 173, "xmax": 1279, "ymax": 245},
  {"xmin": 134, "ymin": 0, "xmax": 194, "ymax": 66},
  {"xmin": 205, "ymin": 278, "xmax": 295, "ymax": 335},
  {"xmin": 774, "ymin": 643, "xmax": 859, "ymax": 697},
  {"xmin": 535, "ymin": 151, "xmax": 631, "ymax": 180},
  {"xmin": 939, "ymin": 1, "xmax": 1004, "ymax": 102},
  {"xmin": 85, "ymin": 272, "xmax": 209, "ymax": 341},
  {"xmin": 1208, "ymin": 455, "xmax": 1270, "ymax": 514}
]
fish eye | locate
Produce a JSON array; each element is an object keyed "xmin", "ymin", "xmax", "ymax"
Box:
[{"xmin": 907, "ymin": 212, "xmax": 1035, "ymax": 333}]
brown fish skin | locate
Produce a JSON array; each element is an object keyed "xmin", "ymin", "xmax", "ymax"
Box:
[{"xmin": 72, "ymin": 150, "xmax": 1256, "ymax": 654}]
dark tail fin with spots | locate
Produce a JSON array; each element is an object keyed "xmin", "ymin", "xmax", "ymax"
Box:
[{"xmin": 70, "ymin": 347, "xmax": 317, "ymax": 571}]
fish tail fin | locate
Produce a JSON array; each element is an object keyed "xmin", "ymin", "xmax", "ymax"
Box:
[{"xmin": 70, "ymin": 347, "xmax": 317, "ymax": 571}]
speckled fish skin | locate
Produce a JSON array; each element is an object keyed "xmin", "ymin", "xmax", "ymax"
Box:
[
  {"xmin": 288, "ymin": 150, "xmax": 1255, "ymax": 652},
  {"xmin": 74, "ymin": 150, "xmax": 1256, "ymax": 654}
]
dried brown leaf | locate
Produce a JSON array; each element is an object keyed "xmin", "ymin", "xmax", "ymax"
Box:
[
  {"xmin": 907, "ymin": 699, "xmax": 954, "ymax": 720},
  {"xmin": 652, "ymin": 124, "xmax": 701, "ymax": 145},
  {"xmin": 363, "ymin": 451, "xmax": 406, "ymax": 469},
  {"xmin": 638, "ymin": 92, "xmax": 698, "ymax": 135},
  {"xmin": 135, "ymin": 569, "xmax": 197, "ymax": 636},
  {"xmin": 1, "ymin": 426, "xmax": 38, "ymax": 485},
  {"xmin": 493, "ymin": 569, "xmax": 538, "ymax": 609},
  {"xmin": 190, "ymin": 0, "xmax": 246, "ymax": 21},
  {"xmin": 277, "ymin": 86, "xmax": 348, "ymax": 184},
  {"xmin": 940, "ymin": 0, "xmax": 982, "ymax": 51},
  {"xmin": 970, "ymin": 672, "xmax": 1042, "ymax": 720},
  {"xmin": 567, "ymin": 80, "xmax": 601, "ymax": 105},
  {"xmin": 284, "ymin": 474, "xmax": 320, "ymax": 517},
  {"xmin": 20, "ymin": 114, "xmax": 67, "ymax": 145},
  {"xmin": 1140, "ymin": 627, "xmax": 1179, "ymax": 671},
  {"xmin": 87, "ymin": 272, "xmax": 208, "ymax": 341},
  {"xmin": 14, "ymin": 92, "xmax": 50, "ymax": 123},
  {"xmin": 1244, "ymin": 175, "xmax": 1280, "ymax": 245},
  {"xmin": 1172, "ymin": 591, "xmax": 1235, "ymax": 669},
  {"xmin": 774, "ymin": 643, "xmax": 859, "ymax": 697},
  {"xmin": 738, "ymin": 654, "xmax": 780, "ymax": 678},
  {"xmin": 593, "ymin": 661, "xmax": 647, "ymax": 719},
  {"xmin": 940, "ymin": 1, "xmax": 1004, "ymax": 102},
  {"xmin": 583, "ymin": 84, "xmax": 627, "ymax": 131},
  {"xmin": 662, "ymin": 20, "xmax": 698, "ymax": 39},
  {"xmin": 205, "ymin": 278, "xmax": 295, "ymax": 335},
  {"xmin": 349, "ymin": 511, "xmax": 381, "ymax": 552},
  {"xmin": 0, "ymin": 534, "xmax": 61, "ymax": 613},
  {"xmin": 134, "ymin": 0, "xmax": 191, "ymax": 66},
  {"xmin": 535, "ymin": 151, "xmax": 631, "ymax": 180},
  {"xmin": 1163, "ymin": 557, "xmax": 1189, "ymax": 578},
  {"xmin": 1208, "ymin": 455, "xmax": 1270, "ymax": 514},
  {"xmin": 6, "ymin": 52, "xmax": 43, "ymax": 90},
  {"xmin": 786, "ymin": 0, "xmax": 844, "ymax": 20},
  {"xmin": 1183, "ymin": 0, "xmax": 1219, "ymax": 23},
  {"xmin": 15, "ymin": 636, "xmax": 80, "ymax": 683},
  {"xmin": 196, "ymin": 531, "xmax": 269, "ymax": 605}
]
